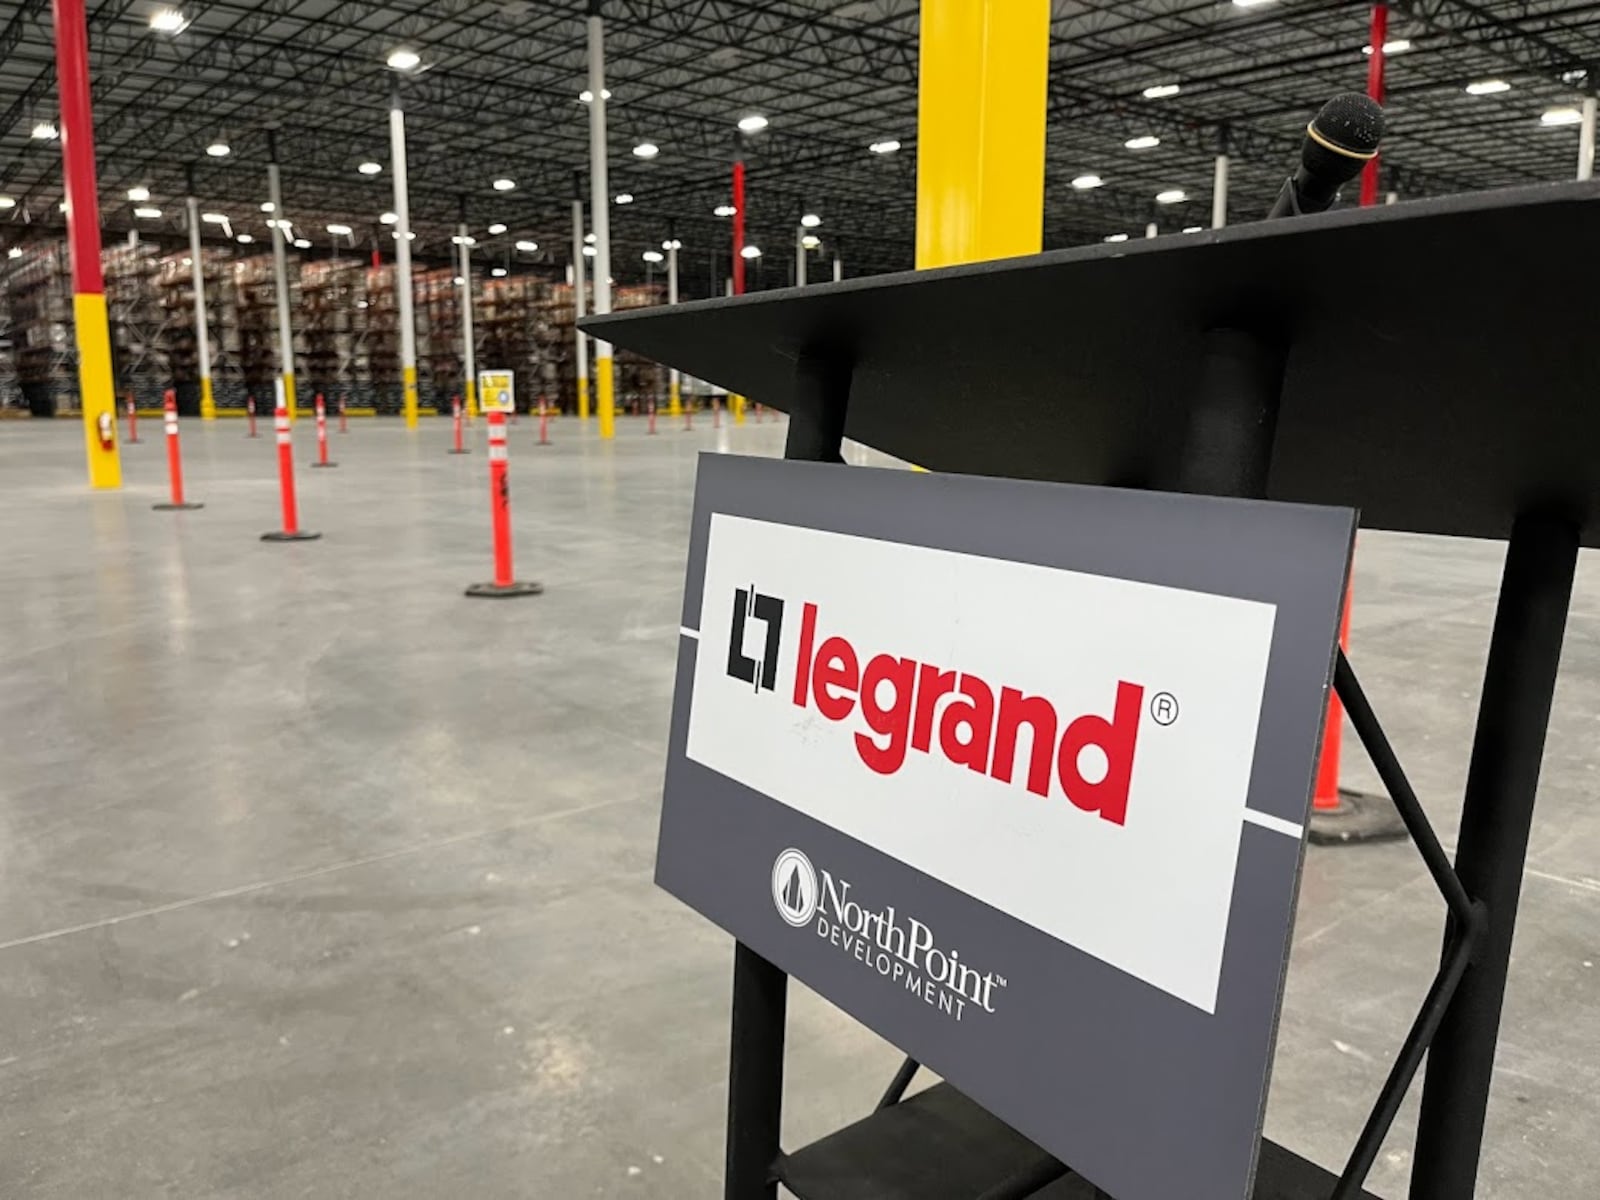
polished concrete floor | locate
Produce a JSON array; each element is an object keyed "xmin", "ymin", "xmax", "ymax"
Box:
[{"xmin": 0, "ymin": 415, "xmax": 1596, "ymax": 1199}]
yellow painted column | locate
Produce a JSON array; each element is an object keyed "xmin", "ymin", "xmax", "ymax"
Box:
[
  {"xmin": 915, "ymin": 0, "xmax": 1049, "ymax": 269},
  {"xmin": 54, "ymin": 0, "xmax": 120, "ymax": 488},
  {"xmin": 597, "ymin": 355, "xmax": 615, "ymax": 439},
  {"xmin": 733, "ymin": 394, "xmax": 746, "ymax": 425},
  {"xmin": 578, "ymin": 376, "xmax": 590, "ymax": 421},
  {"xmin": 465, "ymin": 378, "xmax": 478, "ymax": 419}
]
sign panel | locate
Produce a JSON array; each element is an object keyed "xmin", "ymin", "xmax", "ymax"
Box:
[
  {"xmin": 478, "ymin": 370, "xmax": 515, "ymax": 413},
  {"xmin": 658, "ymin": 454, "xmax": 1355, "ymax": 1200}
]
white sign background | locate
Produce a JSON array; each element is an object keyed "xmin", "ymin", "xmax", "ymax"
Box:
[{"xmin": 686, "ymin": 513, "xmax": 1279, "ymax": 1013}]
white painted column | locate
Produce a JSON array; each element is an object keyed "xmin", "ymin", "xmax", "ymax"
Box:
[
  {"xmin": 572, "ymin": 196, "xmax": 589, "ymax": 419},
  {"xmin": 457, "ymin": 221, "xmax": 478, "ymax": 417},
  {"xmin": 1212, "ymin": 153, "xmax": 1230, "ymax": 229},
  {"xmin": 667, "ymin": 239, "xmax": 681, "ymax": 415},
  {"xmin": 587, "ymin": 1, "xmax": 615, "ymax": 439},
  {"xmin": 266, "ymin": 133, "xmax": 296, "ymax": 421},
  {"xmin": 390, "ymin": 93, "xmax": 419, "ymax": 428},
  {"xmin": 185, "ymin": 189, "xmax": 215, "ymax": 419},
  {"xmin": 1579, "ymin": 95, "xmax": 1597, "ymax": 181}
]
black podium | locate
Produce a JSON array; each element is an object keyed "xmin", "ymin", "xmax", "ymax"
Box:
[{"xmin": 584, "ymin": 180, "xmax": 1598, "ymax": 1200}]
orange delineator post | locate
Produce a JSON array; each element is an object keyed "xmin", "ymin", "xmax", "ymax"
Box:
[
  {"xmin": 539, "ymin": 400, "xmax": 551, "ymax": 446},
  {"xmin": 152, "ymin": 390, "xmax": 202, "ymax": 511},
  {"xmin": 449, "ymin": 396, "xmax": 469, "ymax": 454},
  {"xmin": 464, "ymin": 411, "xmax": 542, "ymax": 599},
  {"xmin": 246, "ymin": 396, "xmax": 259, "ymax": 438},
  {"xmin": 648, "ymin": 397, "xmax": 658, "ymax": 435},
  {"xmin": 311, "ymin": 394, "xmax": 337, "ymax": 467},
  {"xmin": 338, "ymin": 395, "xmax": 348, "ymax": 434},
  {"xmin": 125, "ymin": 394, "xmax": 141, "ymax": 443},
  {"xmin": 261, "ymin": 397, "xmax": 321, "ymax": 542},
  {"xmin": 1314, "ymin": 582, "xmax": 1354, "ymax": 812}
]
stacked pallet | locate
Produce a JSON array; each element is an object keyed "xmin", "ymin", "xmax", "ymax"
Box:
[
  {"xmin": 300, "ymin": 258, "xmax": 373, "ymax": 409},
  {"xmin": 5, "ymin": 243, "xmax": 76, "ymax": 415},
  {"xmin": 613, "ymin": 283, "xmax": 667, "ymax": 413},
  {"xmin": 156, "ymin": 247, "xmax": 245, "ymax": 411},
  {"xmin": 0, "ymin": 271, "xmax": 20, "ymax": 411},
  {"xmin": 103, "ymin": 243, "xmax": 173, "ymax": 409},
  {"xmin": 233, "ymin": 253, "xmax": 304, "ymax": 406}
]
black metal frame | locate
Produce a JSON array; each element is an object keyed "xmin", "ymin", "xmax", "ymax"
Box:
[{"xmin": 721, "ymin": 316, "xmax": 1580, "ymax": 1199}]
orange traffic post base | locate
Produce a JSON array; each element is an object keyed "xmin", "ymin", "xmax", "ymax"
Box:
[
  {"xmin": 246, "ymin": 395, "xmax": 259, "ymax": 438},
  {"xmin": 311, "ymin": 394, "xmax": 338, "ymax": 468},
  {"xmin": 262, "ymin": 399, "xmax": 321, "ymax": 542},
  {"xmin": 125, "ymin": 393, "xmax": 142, "ymax": 444},
  {"xmin": 448, "ymin": 396, "xmax": 469, "ymax": 454},
  {"xmin": 465, "ymin": 411, "xmax": 542, "ymax": 600},
  {"xmin": 152, "ymin": 390, "xmax": 202, "ymax": 511},
  {"xmin": 1307, "ymin": 578, "xmax": 1407, "ymax": 844}
]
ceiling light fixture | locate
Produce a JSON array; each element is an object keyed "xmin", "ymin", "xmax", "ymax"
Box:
[
  {"xmin": 206, "ymin": 139, "xmax": 231, "ymax": 156},
  {"xmin": 1363, "ymin": 38, "xmax": 1413, "ymax": 55},
  {"xmin": 801, "ymin": 234, "xmax": 821, "ymax": 250},
  {"xmin": 200, "ymin": 212, "xmax": 229, "ymax": 223},
  {"xmin": 293, "ymin": 238, "xmax": 311, "ymax": 248},
  {"xmin": 491, "ymin": 267, "xmax": 508, "ymax": 277},
  {"xmin": 236, "ymin": 233, "xmax": 255, "ymax": 243},
  {"xmin": 578, "ymin": 88, "xmax": 612, "ymax": 102},
  {"xmin": 741, "ymin": 244, "xmax": 762, "ymax": 259},
  {"xmin": 487, "ymin": 223, "xmax": 507, "ymax": 235},
  {"xmin": 632, "ymin": 142, "xmax": 659, "ymax": 159},
  {"xmin": 800, "ymin": 213, "xmax": 822, "ymax": 228},
  {"xmin": 1155, "ymin": 188, "xmax": 1188, "ymax": 204},
  {"xmin": 1183, "ymin": 225, "xmax": 1205, "ymax": 233},
  {"xmin": 614, "ymin": 192, "xmax": 634, "ymax": 204},
  {"xmin": 1125, "ymin": 135, "xmax": 1161, "ymax": 150},
  {"xmin": 1072, "ymin": 173, "xmax": 1105, "ymax": 190},
  {"xmin": 1541, "ymin": 106, "xmax": 1584, "ymax": 126},
  {"xmin": 326, "ymin": 223, "xmax": 353, "ymax": 236},
  {"xmin": 1465, "ymin": 79, "xmax": 1511, "ymax": 96},
  {"xmin": 492, "ymin": 178, "xmax": 516, "ymax": 191},
  {"xmin": 662, "ymin": 238, "xmax": 682, "ymax": 250},
  {"xmin": 1104, "ymin": 232, "xmax": 1131, "ymax": 242},
  {"xmin": 0, "ymin": 196, "xmax": 16, "ymax": 210},
  {"xmin": 582, "ymin": 244, "xmax": 596, "ymax": 256},
  {"xmin": 380, "ymin": 211, "xmax": 398, "ymax": 224},
  {"xmin": 32, "ymin": 121, "xmax": 59, "ymax": 140},
  {"xmin": 584, "ymin": 232, "xmax": 596, "ymax": 244},
  {"xmin": 713, "ymin": 204, "xmax": 737, "ymax": 217},
  {"xmin": 386, "ymin": 48, "xmax": 421, "ymax": 71},
  {"xmin": 7, "ymin": 246, "xmax": 21, "ymax": 259},
  {"xmin": 127, "ymin": 186, "xmax": 151, "ymax": 202},
  {"xmin": 1232, "ymin": 0, "xmax": 1277, "ymax": 8},
  {"xmin": 869, "ymin": 139, "xmax": 901, "ymax": 154},
  {"xmin": 738, "ymin": 114, "xmax": 770, "ymax": 133},
  {"xmin": 133, "ymin": 206, "xmax": 162, "ymax": 219},
  {"xmin": 642, "ymin": 250, "xmax": 664, "ymax": 263},
  {"xmin": 149, "ymin": 7, "xmax": 189, "ymax": 34},
  {"xmin": 260, "ymin": 201, "xmax": 275, "ymax": 212},
  {"xmin": 1142, "ymin": 83, "xmax": 1181, "ymax": 99},
  {"xmin": 515, "ymin": 240, "xmax": 539, "ymax": 252},
  {"xmin": 358, "ymin": 161, "xmax": 382, "ymax": 175}
]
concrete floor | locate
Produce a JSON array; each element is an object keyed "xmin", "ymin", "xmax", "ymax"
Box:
[{"xmin": 0, "ymin": 415, "xmax": 1595, "ymax": 1199}]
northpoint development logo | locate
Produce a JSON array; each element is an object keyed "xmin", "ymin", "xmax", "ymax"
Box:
[
  {"xmin": 771, "ymin": 846, "xmax": 1004, "ymax": 1023},
  {"xmin": 727, "ymin": 586, "xmax": 1146, "ymax": 825}
]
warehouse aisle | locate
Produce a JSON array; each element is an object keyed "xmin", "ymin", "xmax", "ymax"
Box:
[{"xmin": 0, "ymin": 418, "xmax": 1595, "ymax": 1198}]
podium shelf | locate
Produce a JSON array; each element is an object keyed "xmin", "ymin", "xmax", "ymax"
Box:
[{"xmin": 777, "ymin": 1083, "xmax": 1382, "ymax": 1200}]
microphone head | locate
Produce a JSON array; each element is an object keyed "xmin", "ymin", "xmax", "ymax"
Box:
[{"xmin": 1303, "ymin": 92, "xmax": 1385, "ymax": 187}]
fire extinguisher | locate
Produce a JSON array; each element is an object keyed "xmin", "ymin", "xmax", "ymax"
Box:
[{"xmin": 97, "ymin": 410, "xmax": 116, "ymax": 451}]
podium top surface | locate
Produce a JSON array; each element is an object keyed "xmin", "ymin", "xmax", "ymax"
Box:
[{"xmin": 584, "ymin": 181, "xmax": 1600, "ymax": 546}]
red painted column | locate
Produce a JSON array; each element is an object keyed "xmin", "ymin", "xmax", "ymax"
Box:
[
  {"xmin": 732, "ymin": 159, "xmax": 747, "ymax": 295},
  {"xmin": 53, "ymin": 0, "xmax": 120, "ymax": 488},
  {"xmin": 1360, "ymin": 4, "xmax": 1388, "ymax": 207}
]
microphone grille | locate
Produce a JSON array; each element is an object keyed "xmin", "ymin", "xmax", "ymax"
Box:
[{"xmin": 1309, "ymin": 92, "xmax": 1385, "ymax": 158}]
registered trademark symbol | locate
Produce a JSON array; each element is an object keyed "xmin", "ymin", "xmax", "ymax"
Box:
[{"xmin": 1151, "ymin": 692, "xmax": 1179, "ymax": 726}]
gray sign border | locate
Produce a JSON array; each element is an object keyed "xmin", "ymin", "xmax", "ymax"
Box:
[{"xmin": 658, "ymin": 453, "xmax": 1356, "ymax": 1200}]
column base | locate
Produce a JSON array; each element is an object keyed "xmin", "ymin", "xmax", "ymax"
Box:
[
  {"xmin": 448, "ymin": 448, "xmax": 471, "ymax": 455},
  {"xmin": 465, "ymin": 581, "xmax": 543, "ymax": 599},
  {"xmin": 310, "ymin": 460, "xmax": 339, "ymax": 469},
  {"xmin": 1307, "ymin": 789, "xmax": 1408, "ymax": 845},
  {"xmin": 262, "ymin": 530, "xmax": 322, "ymax": 542},
  {"xmin": 152, "ymin": 502, "xmax": 203, "ymax": 511}
]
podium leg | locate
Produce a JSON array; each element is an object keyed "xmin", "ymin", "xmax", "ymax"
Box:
[
  {"xmin": 726, "ymin": 942, "xmax": 788, "ymax": 1200},
  {"xmin": 1409, "ymin": 511, "xmax": 1578, "ymax": 1200},
  {"xmin": 784, "ymin": 354, "xmax": 851, "ymax": 463}
]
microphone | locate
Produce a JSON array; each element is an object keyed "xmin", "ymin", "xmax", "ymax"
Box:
[{"xmin": 1267, "ymin": 93, "xmax": 1385, "ymax": 219}]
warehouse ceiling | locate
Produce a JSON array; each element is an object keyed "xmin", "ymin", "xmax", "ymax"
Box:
[{"xmin": 1, "ymin": 0, "xmax": 1598, "ymax": 295}]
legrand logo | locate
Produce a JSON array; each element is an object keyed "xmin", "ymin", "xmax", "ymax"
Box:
[
  {"xmin": 729, "ymin": 592, "xmax": 1144, "ymax": 825},
  {"xmin": 771, "ymin": 848, "xmax": 1004, "ymax": 1023}
]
